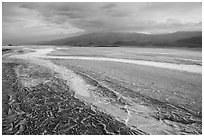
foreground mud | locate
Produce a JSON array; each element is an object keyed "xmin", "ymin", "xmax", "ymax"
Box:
[
  {"xmin": 2, "ymin": 62, "xmax": 141, "ymax": 135},
  {"xmin": 2, "ymin": 47, "xmax": 202, "ymax": 135}
]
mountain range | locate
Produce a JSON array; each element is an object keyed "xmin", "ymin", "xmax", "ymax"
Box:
[{"xmin": 39, "ymin": 31, "xmax": 202, "ymax": 48}]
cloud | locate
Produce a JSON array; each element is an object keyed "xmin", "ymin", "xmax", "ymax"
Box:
[
  {"xmin": 101, "ymin": 3, "xmax": 117, "ymax": 9},
  {"xmin": 2, "ymin": 2, "xmax": 202, "ymax": 44}
]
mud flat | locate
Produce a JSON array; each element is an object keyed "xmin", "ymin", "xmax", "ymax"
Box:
[
  {"xmin": 2, "ymin": 47, "xmax": 202, "ymax": 135},
  {"xmin": 2, "ymin": 58, "xmax": 139, "ymax": 135},
  {"xmin": 52, "ymin": 58, "xmax": 202, "ymax": 135},
  {"xmin": 49, "ymin": 47, "xmax": 202, "ymax": 66},
  {"xmin": 45, "ymin": 55, "xmax": 201, "ymax": 74}
]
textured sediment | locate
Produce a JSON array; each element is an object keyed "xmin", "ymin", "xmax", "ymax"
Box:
[{"xmin": 2, "ymin": 47, "xmax": 202, "ymax": 135}]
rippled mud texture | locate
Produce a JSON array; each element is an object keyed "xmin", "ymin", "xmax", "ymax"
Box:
[
  {"xmin": 52, "ymin": 62, "xmax": 202, "ymax": 135},
  {"xmin": 3, "ymin": 47, "xmax": 202, "ymax": 135},
  {"xmin": 2, "ymin": 62, "xmax": 142, "ymax": 135}
]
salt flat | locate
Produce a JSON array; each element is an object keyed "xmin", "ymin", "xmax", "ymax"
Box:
[{"xmin": 3, "ymin": 46, "xmax": 202, "ymax": 135}]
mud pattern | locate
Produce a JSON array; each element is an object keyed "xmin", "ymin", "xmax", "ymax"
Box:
[
  {"xmin": 3, "ymin": 47, "xmax": 202, "ymax": 135},
  {"xmin": 2, "ymin": 62, "xmax": 144, "ymax": 135},
  {"xmin": 63, "ymin": 65, "xmax": 202, "ymax": 134}
]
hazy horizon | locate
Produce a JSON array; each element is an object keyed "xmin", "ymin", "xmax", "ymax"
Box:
[{"xmin": 2, "ymin": 2, "xmax": 202, "ymax": 45}]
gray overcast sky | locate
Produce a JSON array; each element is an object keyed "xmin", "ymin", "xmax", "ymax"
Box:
[{"xmin": 2, "ymin": 2, "xmax": 202, "ymax": 44}]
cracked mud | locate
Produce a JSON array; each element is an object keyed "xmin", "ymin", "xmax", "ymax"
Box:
[
  {"xmin": 2, "ymin": 62, "xmax": 140, "ymax": 135},
  {"xmin": 2, "ymin": 47, "xmax": 202, "ymax": 135}
]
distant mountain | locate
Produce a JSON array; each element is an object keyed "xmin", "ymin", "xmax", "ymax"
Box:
[
  {"xmin": 176, "ymin": 36, "xmax": 202, "ymax": 44},
  {"xmin": 173, "ymin": 36, "xmax": 202, "ymax": 48},
  {"xmin": 39, "ymin": 31, "xmax": 202, "ymax": 48}
]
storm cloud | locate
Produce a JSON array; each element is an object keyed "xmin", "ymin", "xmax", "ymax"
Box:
[{"xmin": 2, "ymin": 2, "xmax": 202, "ymax": 44}]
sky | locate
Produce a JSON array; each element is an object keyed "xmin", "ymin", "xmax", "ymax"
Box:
[{"xmin": 2, "ymin": 2, "xmax": 202, "ymax": 44}]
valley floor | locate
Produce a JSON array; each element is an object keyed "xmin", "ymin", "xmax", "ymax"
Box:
[{"xmin": 2, "ymin": 46, "xmax": 202, "ymax": 135}]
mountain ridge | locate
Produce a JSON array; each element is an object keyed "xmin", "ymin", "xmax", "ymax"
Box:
[{"xmin": 38, "ymin": 31, "xmax": 202, "ymax": 48}]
